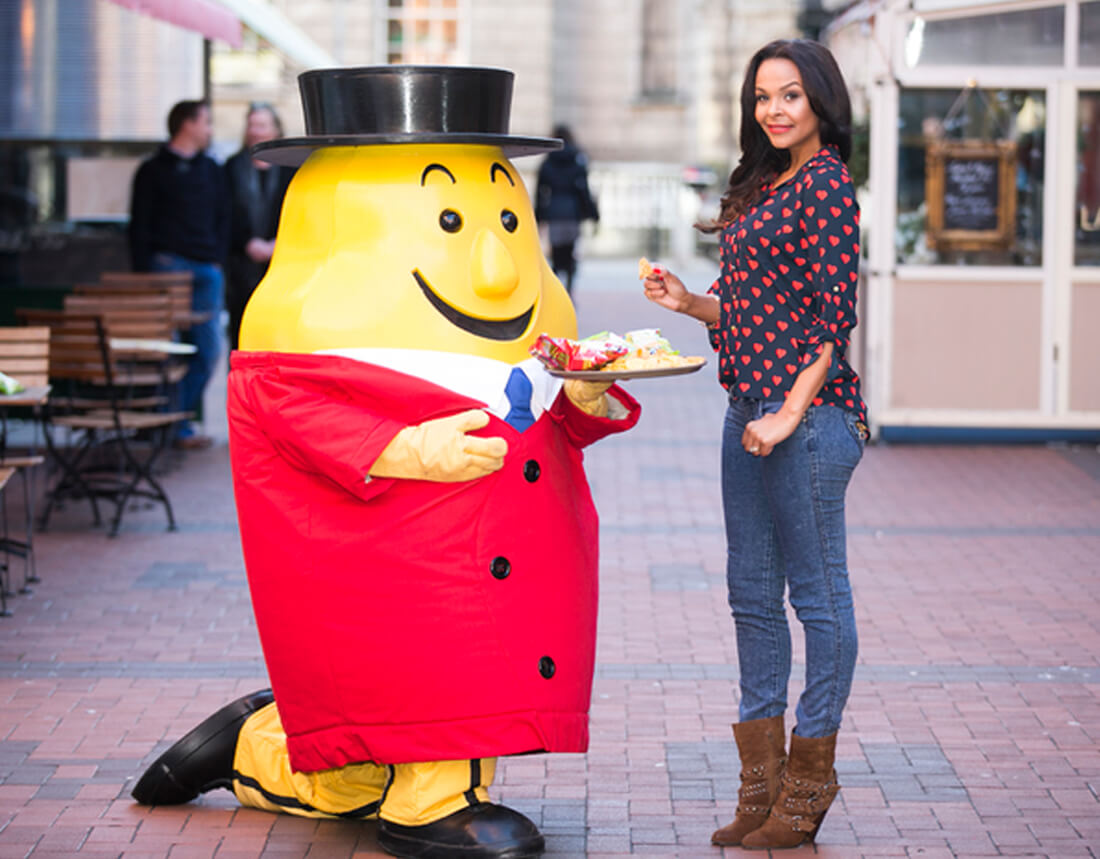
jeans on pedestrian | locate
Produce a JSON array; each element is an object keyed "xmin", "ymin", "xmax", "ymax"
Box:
[
  {"xmin": 151, "ymin": 253, "xmax": 224, "ymax": 438},
  {"xmin": 721, "ymin": 397, "xmax": 863, "ymax": 738}
]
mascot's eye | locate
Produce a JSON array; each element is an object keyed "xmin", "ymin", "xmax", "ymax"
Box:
[
  {"xmin": 439, "ymin": 209, "xmax": 463, "ymax": 233},
  {"xmin": 501, "ymin": 210, "xmax": 518, "ymax": 233}
]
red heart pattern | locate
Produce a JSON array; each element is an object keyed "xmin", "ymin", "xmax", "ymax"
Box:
[{"xmin": 704, "ymin": 146, "xmax": 866, "ymax": 423}]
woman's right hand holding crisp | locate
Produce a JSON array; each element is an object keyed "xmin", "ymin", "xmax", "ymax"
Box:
[
  {"xmin": 643, "ymin": 269, "xmax": 691, "ymax": 313},
  {"xmin": 643, "ymin": 267, "xmax": 720, "ymax": 325}
]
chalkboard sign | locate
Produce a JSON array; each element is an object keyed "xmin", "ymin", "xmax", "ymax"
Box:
[
  {"xmin": 943, "ymin": 159, "xmax": 999, "ymax": 230},
  {"xmin": 925, "ymin": 140, "xmax": 1017, "ymax": 251}
]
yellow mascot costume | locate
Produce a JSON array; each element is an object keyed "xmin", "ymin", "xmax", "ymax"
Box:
[{"xmin": 131, "ymin": 67, "xmax": 640, "ymax": 859}]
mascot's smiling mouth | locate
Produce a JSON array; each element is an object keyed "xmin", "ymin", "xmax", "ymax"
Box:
[{"xmin": 413, "ymin": 270, "xmax": 533, "ymax": 341}]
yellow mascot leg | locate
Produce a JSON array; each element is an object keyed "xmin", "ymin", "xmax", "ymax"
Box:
[
  {"xmin": 380, "ymin": 758, "xmax": 496, "ymax": 826},
  {"xmin": 232, "ymin": 702, "xmax": 386, "ymax": 818},
  {"xmin": 232, "ymin": 701, "xmax": 496, "ymax": 825}
]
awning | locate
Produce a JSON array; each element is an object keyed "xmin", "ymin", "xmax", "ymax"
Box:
[
  {"xmin": 213, "ymin": 0, "xmax": 336, "ymax": 69},
  {"xmin": 102, "ymin": 0, "xmax": 243, "ymax": 48}
]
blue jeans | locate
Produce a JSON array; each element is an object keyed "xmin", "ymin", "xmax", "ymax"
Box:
[
  {"xmin": 721, "ymin": 398, "xmax": 863, "ymax": 738},
  {"xmin": 151, "ymin": 253, "xmax": 224, "ymax": 437}
]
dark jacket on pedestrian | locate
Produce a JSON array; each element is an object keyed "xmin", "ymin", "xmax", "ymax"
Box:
[
  {"xmin": 224, "ymin": 151, "xmax": 294, "ymax": 294},
  {"xmin": 223, "ymin": 150, "xmax": 295, "ymax": 350},
  {"xmin": 535, "ymin": 145, "xmax": 599, "ymax": 225},
  {"xmin": 129, "ymin": 145, "xmax": 229, "ymax": 272}
]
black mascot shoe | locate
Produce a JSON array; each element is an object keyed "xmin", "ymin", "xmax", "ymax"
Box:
[
  {"xmin": 377, "ymin": 802, "xmax": 545, "ymax": 858},
  {"xmin": 131, "ymin": 689, "xmax": 275, "ymax": 806}
]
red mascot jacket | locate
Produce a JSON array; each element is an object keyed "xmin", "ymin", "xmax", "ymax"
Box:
[{"xmin": 227, "ymin": 351, "xmax": 640, "ymax": 773}]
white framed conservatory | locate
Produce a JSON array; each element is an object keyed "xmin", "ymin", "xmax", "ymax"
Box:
[{"xmin": 827, "ymin": 0, "xmax": 1100, "ymax": 440}]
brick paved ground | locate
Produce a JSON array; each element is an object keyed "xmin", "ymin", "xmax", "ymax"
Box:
[{"xmin": 1, "ymin": 257, "xmax": 1098, "ymax": 858}]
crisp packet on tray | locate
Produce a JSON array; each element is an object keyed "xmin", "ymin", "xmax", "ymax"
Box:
[
  {"xmin": 619, "ymin": 328, "xmax": 677, "ymax": 358},
  {"xmin": 530, "ymin": 332, "xmax": 629, "ymax": 371}
]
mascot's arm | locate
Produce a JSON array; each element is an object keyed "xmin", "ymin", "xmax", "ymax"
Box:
[
  {"xmin": 233, "ymin": 364, "xmax": 509, "ymax": 492},
  {"xmin": 369, "ymin": 409, "xmax": 508, "ymax": 482},
  {"xmin": 563, "ymin": 379, "xmax": 612, "ymax": 418},
  {"xmin": 553, "ymin": 381, "xmax": 641, "ymax": 448},
  {"xmin": 232, "ymin": 367, "xmax": 408, "ymax": 500}
]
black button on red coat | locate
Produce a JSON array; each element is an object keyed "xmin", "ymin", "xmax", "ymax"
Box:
[
  {"xmin": 523, "ymin": 459, "xmax": 540, "ymax": 482},
  {"xmin": 490, "ymin": 556, "xmax": 511, "ymax": 579}
]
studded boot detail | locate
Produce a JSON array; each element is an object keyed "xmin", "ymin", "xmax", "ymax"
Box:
[
  {"xmin": 740, "ymin": 730, "xmax": 840, "ymax": 850},
  {"xmin": 710, "ymin": 715, "xmax": 787, "ymax": 846}
]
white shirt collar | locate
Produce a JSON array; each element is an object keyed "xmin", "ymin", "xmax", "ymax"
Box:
[{"xmin": 316, "ymin": 348, "xmax": 562, "ymax": 422}]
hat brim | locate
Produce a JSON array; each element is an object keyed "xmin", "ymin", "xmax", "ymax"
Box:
[{"xmin": 253, "ymin": 133, "xmax": 562, "ymax": 167}]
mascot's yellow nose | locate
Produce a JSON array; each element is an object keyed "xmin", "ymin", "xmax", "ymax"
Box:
[{"xmin": 469, "ymin": 229, "xmax": 519, "ymax": 299}]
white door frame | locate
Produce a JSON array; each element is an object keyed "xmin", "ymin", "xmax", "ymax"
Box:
[{"xmin": 864, "ymin": 0, "xmax": 1100, "ymax": 431}]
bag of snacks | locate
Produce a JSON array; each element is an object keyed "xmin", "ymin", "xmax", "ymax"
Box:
[
  {"xmin": 529, "ymin": 332, "xmax": 628, "ymax": 370},
  {"xmin": 531, "ymin": 329, "xmax": 702, "ymax": 374}
]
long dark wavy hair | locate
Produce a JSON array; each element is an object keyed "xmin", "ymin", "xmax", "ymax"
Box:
[{"xmin": 700, "ymin": 39, "xmax": 852, "ymax": 232}]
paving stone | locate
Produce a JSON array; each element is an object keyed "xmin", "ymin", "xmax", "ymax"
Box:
[
  {"xmin": 32, "ymin": 779, "xmax": 85, "ymax": 800},
  {"xmin": 1, "ymin": 261, "xmax": 1099, "ymax": 856}
]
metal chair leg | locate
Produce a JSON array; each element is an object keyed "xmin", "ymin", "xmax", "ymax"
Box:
[
  {"xmin": 0, "ymin": 488, "xmax": 12, "ymax": 608},
  {"xmin": 107, "ymin": 424, "xmax": 178, "ymax": 537},
  {"xmin": 19, "ymin": 469, "xmax": 36, "ymax": 592}
]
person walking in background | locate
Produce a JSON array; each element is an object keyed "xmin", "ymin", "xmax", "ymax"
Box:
[
  {"xmin": 643, "ymin": 39, "xmax": 866, "ymax": 850},
  {"xmin": 535, "ymin": 124, "xmax": 599, "ymax": 295},
  {"xmin": 129, "ymin": 99, "xmax": 228, "ymax": 450},
  {"xmin": 224, "ymin": 103, "xmax": 295, "ymax": 352}
]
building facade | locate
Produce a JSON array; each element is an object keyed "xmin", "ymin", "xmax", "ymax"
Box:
[
  {"xmin": 2, "ymin": 0, "xmax": 807, "ymax": 282},
  {"xmin": 826, "ymin": 0, "xmax": 1100, "ymax": 437},
  {"xmin": 210, "ymin": 0, "xmax": 801, "ymax": 258},
  {"xmin": 212, "ymin": 0, "xmax": 799, "ymax": 165}
]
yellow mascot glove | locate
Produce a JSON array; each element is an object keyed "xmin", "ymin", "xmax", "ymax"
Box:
[
  {"xmin": 369, "ymin": 409, "xmax": 508, "ymax": 482},
  {"xmin": 563, "ymin": 378, "xmax": 612, "ymax": 418}
]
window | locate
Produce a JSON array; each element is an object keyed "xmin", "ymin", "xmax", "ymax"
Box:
[
  {"xmin": 1077, "ymin": 92, "xmax": 1100, "ymax": 266},
  {"xmin": 640, "ymin": 0, "xmax": 677, "ymax": 99},
  {"xmin": 905, "ymin": 6, "xmax": 1064, "ymax": 67},
  {"xmin": 384, "ymin": 0, "xmax": 461, "ymax": 65},
  {"xmin": 896, "ymin": 89, "xmax": 1046, "ymax": 266},
  {"xmin": 1081, "ymin": 2, "xmax": 1100, "ymax": 65}
]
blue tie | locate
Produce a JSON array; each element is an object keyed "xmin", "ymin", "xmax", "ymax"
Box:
[{"xmin": 504, "ymin": 367, "xmax": 535, "ymax": 432}]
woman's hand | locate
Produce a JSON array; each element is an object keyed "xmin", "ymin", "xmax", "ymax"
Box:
[
  {"xmin": 642, "ymin": 268, "xmax": 720, "ymax": 324},
  {"xmin": 642, "ymin": 269, "xmax": 692, "ymax": 314},
  {"xmin": 743, "ymin": 343, "xmax": 834, "ymax": 457},
  {"xmin": 742, "ymin": 410, "xmax": 801, "ymax": 458}
]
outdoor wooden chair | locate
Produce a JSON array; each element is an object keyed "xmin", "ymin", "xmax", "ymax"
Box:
[
  {"xmin": 63, "ymin": 292, "xmax": 188, "ymax": 401},
  {"xmin": 64, "ymin": 291, "xmax": 178, "ymax": 340},
  {"xmin": 97, "ymin": 270, "xmax": 208, "ymax": 329},
  {"xmin": 0, "ymin": 326, "xmax": 50, "ymax": 593},
  {"xmin": 83, "ymin": 274, "xmax": 198, "ymax": 332},
  {"xmin": 16, "ymin": 309, "xmax": 190, "ymax": 537}
]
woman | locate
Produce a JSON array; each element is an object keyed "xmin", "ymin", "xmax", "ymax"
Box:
[
  {"xmin": 644, "ymin": 39, "xmax": 866, "ymax": 849},
  {"xmin": 224, "ymin": 103, "xmax": 295, "ymax": 351},
  {"xmin": 535, "ymin": 124, "xmax": 599, "ymax": 295}
]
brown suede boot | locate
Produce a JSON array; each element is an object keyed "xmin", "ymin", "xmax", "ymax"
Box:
[
  {"xmin": 710, "ymin": 715, "xmax": 786, "ymax": 846},
  {"xmin": 741, "ymin": 731, "xmax": 840, "ymax": 849}
]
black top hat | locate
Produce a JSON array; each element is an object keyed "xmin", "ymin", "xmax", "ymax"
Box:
[{"xmin": 252, "ymin": 65, "xmax": 561, "ymax": 166}]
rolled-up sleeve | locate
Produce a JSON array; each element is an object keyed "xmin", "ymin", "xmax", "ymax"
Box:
[{"xmin": 800, "ymin": 170, "xmax": 860, "ymax": 380}]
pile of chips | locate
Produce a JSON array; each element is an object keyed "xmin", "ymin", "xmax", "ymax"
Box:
[
  {"xmin": 531, "ymin": 329, "xmax": 692, "ymax": 372},
  {"xmin": 604, "ymin": 329, "xmax": 699, "ymax": 371}
]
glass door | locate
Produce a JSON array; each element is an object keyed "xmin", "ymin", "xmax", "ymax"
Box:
[
  {"xmin": 1066, "ymin": 86, "xmax": 1100, "ymax": 414},
  {"xmin": 1074, "ymin": 91, "xmax": 1100, "ymax": 266}
]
